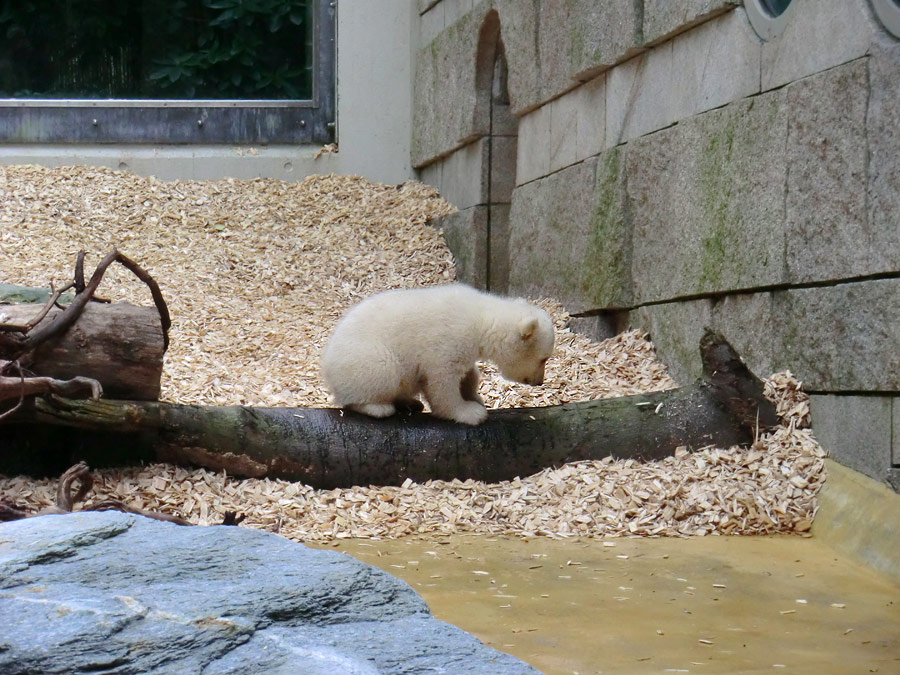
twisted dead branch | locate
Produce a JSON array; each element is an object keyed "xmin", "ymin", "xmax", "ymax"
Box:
[{"xmin": 0, "ymin": 250, "xmax": 170, "ymax": 413}]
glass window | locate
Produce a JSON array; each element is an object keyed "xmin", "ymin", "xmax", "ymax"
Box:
[
  {"xmin": 759, "ymin": 0, "xmax": 793, "ymax": 17},
  {"xmin": 0, "ymin": 0, "xmax": 335, "ymax": 144}
]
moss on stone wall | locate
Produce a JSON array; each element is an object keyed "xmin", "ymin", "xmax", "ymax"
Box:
[
  {"xmin": 696, "ymin": 110, "xmax": 746, "ymax": 292},
  {"xmin": 585, "ymin": 147, "xmax": 631, "ymax": 307}
]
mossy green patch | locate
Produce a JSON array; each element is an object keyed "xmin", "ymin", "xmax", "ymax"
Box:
[
  {"xmin": 535, "ymin": 152, "xmax": 631, "ymax": 310},
  {"xmin": 585, "ymin": 148, "xmax": 631, "ymax": 307},
  {"xmin": 697, "ymin": 112, "xmax": 742, "ymax": 292}
]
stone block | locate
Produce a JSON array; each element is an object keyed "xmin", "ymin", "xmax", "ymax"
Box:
[
  {"xmin": 631, "ymin": 292, "xmax": 779, "ymax": 386},
  {"xmin": 496, "ymin": 0, "xmax": 640, "ymax": 114},
  {"xmin": 419, "ymin": 0, "xmax": 441, "ymax": 14},
  {"xmin": 605, "ymin": 42, "xmax": 675, "ymax": 148},
  {"xmin": 709, "ymin": 291, "xmax": 777, "ymax": 381},
  {"xmin": 417, "ymin": 160, "xmax": 442, "ymax": 193},
  {"xmin": 566, "ymin": 0, "xmax": 643, "ymax": 81},
  {"xmin": 643, "ymin": 0, "xmax": 738, "ymax": 45},
  {"xmin": 489, "ymin": 135, "xmax": 517, "ymax": 203},
  {"xmin": 760, "ymin": 0, "xmax": 877, "ymax": 91},
  {"xmin": 587, "ymin": 148, "xmax": 633, "ymax": 309},
  {"xmin": 549, "ymin": 92, "xmax": 578, "ymax": 172},
  {"xmin": 443, "ymin": 0, "xmax": 476, "ymax": 28},
  {"xmin": 419, "ymin": 2, "xmax": 444, "ymax": 45},
  {"xmin": 491, "ymin": 94, "xmax": 519, "ymax": 137},
  {"xmin": 894, "ymin": 398, "xmax": 900, "ymax": 466},
  {"xmin": 809, "ymin": 395, "xmax": 893, "ymax": 485},
  {"xmin": 437, "ymin": 205, "xmax": 488, "ymax": 288},
  {"xmin": 440, "ymin": 137, "xmax": 488, "ymax": 209},
  {"xmin": 774, "ymin": 279, "xmax": 900, "ymax": 391},
  {"xmin": 516, "ymin": 103, "xmax": 551, "ymax": 184},
  {"xmin": 567, "ymin": 311, "xmax": 630, "ymax": 342},
  {"xmin": 784, "ymin": 59, "xmax": 869, "ymax": 284},
  {"xmin": 574, "ymin": 74, "xmax": 606, "ymax": 163},
  {"xmin": 632, "ymin": 298, "xmax": 714, "ymax": 385},
  {"xmin": 412, "ymin": 5, "xmax": 490, "ymax": 166},
  {"xmin": 537, "ymin": 1, "xmax": 578, "ymax": 104},
  {"xmin": 412, "ymin": 38, "xmax": 441, "ymax": 166},
  {"xmin": 626, "ymin": 91, "xmax": 788, "ymax": 304},
  {"xmin": 508, "ymin": 149, "xmax": 632, "ymax": 313},
  {"xmin": 493, "ymin": 0, "xmax": 541, "ymax": 115},
  {"xmin": 670, "ymin": 10, "xmax": 760, "ymax": 120},
  {"xmin": 867, "ymin": 37, "xmax": 900, "ymax": 276},
  {"xmin": 490, "ymin": 45, "xmax": 519, "ymax": 137},
  {"xmin": 507, "ymin": 168, "xmax": 553, "ymax": 296},
  {"xmin": 488, "ymin": 202, "xmax": 511, "ymax": 293}
]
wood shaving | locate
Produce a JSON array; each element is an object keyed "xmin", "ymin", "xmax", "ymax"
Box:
[{"xmin": 0, "ymin": 165, "xmax": 827, "ymax": 542}]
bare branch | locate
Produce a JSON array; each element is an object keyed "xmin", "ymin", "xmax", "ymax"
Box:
[
  {"xmin": 56, "ymin": 462, "xmax": 94, "ymax": 512},
  {"xmin": 0, "ymin": 373, "xmax": 103, "ymax": 408},
  {"xmin": 85, "ymin": 500, "xmax": 192, "ymax": 525},
  {"xmin": 0, "ymin": 282, "xmax": 75, "ymax": 334},
  {"xmin": 113, "ymin": 251, "xmax": 171, "ymax": 351},
  {"xmin": 0, "ymin": 361, "xmax": 26, "ymax": 422}
]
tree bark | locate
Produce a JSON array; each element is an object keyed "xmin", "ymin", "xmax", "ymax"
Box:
[
  {"xmin": 1, "ymin": 301, "xmax": 164, "ymax": 401},
  {"xmin": 2, "ymin": 330, "xmax": 778, "ymax": 488}
]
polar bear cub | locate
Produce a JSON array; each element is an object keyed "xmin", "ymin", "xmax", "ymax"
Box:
[{"xmin": 321, "ymin": 283, "xmax": 554, "ymax": 425}]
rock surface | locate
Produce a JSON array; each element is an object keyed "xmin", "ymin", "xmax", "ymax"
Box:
[{"xmin": 0, "ymin": 512, "xmax": 538, "ymax": 674}]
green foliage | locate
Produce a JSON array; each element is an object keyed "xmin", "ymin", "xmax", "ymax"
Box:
[
  {"xmin": 147, "ymin": 0, "xmax": 312, "ymax": 98},
  {"xmin": 0, "ymin": 0, "xmax": 312, "ymax": 100}
]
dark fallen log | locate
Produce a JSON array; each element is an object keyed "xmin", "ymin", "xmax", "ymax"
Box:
[{"xmin": 1, "ymin": 330, "xmax": 778, "ymax": 488}]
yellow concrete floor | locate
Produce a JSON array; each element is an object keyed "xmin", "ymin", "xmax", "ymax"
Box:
[{"xmin": 322, "ymin": 534, "xmax": 900, "ymax": 674}]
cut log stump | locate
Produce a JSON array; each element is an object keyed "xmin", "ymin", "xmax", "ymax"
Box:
[{"xmin": 1, "ymin": 301, "xmax": 165, "ymax": 401}]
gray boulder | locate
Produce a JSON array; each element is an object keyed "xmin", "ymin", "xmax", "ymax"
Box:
[{"xmin": 0, "ymin": 512, "xmax": 538, "ymax": 674}]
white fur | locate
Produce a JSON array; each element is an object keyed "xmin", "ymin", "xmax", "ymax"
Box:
[{"xmin": 320, "ymin": 284, "xmax": 555, "ymax": 425}]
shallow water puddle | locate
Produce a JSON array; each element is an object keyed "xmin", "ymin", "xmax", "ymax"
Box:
[{"xmin": 318, "ymin": 534, "xmax": 900, "ymax": 674}]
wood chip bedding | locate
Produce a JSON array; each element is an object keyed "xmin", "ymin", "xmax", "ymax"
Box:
[{"xmin": 0, "ymin": 165, "xmax": 826, "ymax": 541}]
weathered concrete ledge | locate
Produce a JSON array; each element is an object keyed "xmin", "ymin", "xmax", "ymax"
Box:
[
  {"xmin": 810, "ymin": 397, "xmax": 899, "ymax": 490},
  {"xmin": 813, "ymin": 459, "xmax": 900, "ymax": 581}
]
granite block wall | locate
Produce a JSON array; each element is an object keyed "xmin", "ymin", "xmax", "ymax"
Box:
[{"xmin": 413, "ymin": 0, "xmax": 900, "ymax": 489}]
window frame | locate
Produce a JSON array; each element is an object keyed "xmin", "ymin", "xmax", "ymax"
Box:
[
  {"xmin": 0, "ymin": 0, "xmax": 335, "ymax": 145},
  {"xmin": 745, "ymin": 0, "xmax": 796, "ymax": 41},
  {"xmin": 871, "ymin": 0, "xmax": 900, "ymax": 37}
]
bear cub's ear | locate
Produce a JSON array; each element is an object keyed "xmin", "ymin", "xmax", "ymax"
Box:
[{"xmin": 519, "ymin": 317, "xmax": 539, "ymax": 341}]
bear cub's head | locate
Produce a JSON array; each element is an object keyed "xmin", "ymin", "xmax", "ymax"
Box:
[{"xmin": 495, "ymin": 303, "xmax": 555, "ymax": 386}]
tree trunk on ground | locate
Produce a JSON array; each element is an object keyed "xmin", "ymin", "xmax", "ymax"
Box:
[
  {"xmin": 2, "ymin": 330, "xmax": 778, "ymax": 488},
  {"xmin": 1, "ymin": 301, "xmax": 165, "ymax": 401}
]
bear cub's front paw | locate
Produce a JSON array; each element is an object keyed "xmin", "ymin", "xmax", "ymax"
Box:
[{"xmin": 449, "ymin": 401, "xmax": 489, "ymax": 425}]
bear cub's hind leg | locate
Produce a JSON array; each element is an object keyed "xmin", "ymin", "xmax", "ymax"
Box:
[{"xmin": 459, "ymin": 368, "xmax": 484, "ymax": 405}]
